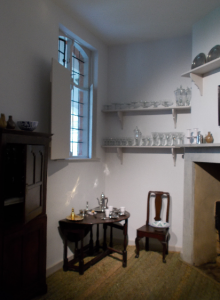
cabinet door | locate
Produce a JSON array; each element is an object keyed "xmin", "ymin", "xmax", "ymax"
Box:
[
  {"xmin": 2, "ymin": 230, "xmax": 23, "ymax": 290},
  {"xmin": 2, "ymin": 216, "xmax": 47, "ymax": 299},
  {"xmin": 25, "ymin": 145, "xmax": 44, "ymax": 223},
  {"xmin": 23, "ymin": 216, "xmax": 47, "ymax": 293}
]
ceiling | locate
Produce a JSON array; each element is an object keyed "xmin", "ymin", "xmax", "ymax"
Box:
[{"xmin": 52, "ymin": 0, "xmax": 220, "ymax": 45}]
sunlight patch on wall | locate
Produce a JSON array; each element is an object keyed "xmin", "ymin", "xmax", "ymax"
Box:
[
  {"xmin": 103, "ymin": 164, "xmax": 110, "ymax": 176},
  {"xmin": 93, "ymin": 178, "xmax": 99, "ymax": 188},
  {"xmin": 65, "ymin": 176, "xmax": 80, "ymax": 206}
]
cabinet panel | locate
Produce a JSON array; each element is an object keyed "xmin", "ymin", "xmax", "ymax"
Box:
[
  {"xmin": 23, "ymin": 216, "xmax": 47, "ymax": 287},
  {"xmin": 25, "ymin": 145, "xmax": 44, "ymax": 223},
  {"xmin": 2, "ymin": 216, "xmax": 47, "ymax": 299},
  {"xmin": 3, "ymin": 231, "xmax": 23, "ymax": 289},
  {"xmin": 26, "ymin": 145, "xmax": 44, "ymax": 185},
  {"xmin": 4, "ymin": 144, "xmax": 25, "ymax": 201},
  {"xmin": 0, "ymin": 129, "xmax": 50, "ymax": 300},
  {"xmin": 25, "ymin": 185, "xmax": 42, "ymax": 218}
]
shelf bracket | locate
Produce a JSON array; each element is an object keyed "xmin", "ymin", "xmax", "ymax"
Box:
[
  {"xmin": 172, "ymin": 109, "xmax": 177, "ymax": 129},
  {"xmin": 117, "ymin": 111, "xmax": 123, "ymax": 129},
  {"xmin": 117, "ymin": 147, "xmax": 123, "ymax": 164},
  {"xmin": 190, "ymin": 73, "xmax": 203, "ymax": 96},
  {"xmin": 171, "ymin": 148, "xmax": 176, "ymax": 166}
]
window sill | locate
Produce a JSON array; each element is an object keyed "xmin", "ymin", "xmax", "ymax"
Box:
[{"xmin": 65, "ymin": 157, "xmax": 100, "ymax": 162}]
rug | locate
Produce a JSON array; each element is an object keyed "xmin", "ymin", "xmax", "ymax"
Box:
[{"xmin": 34, "ymin": 246, "xmax": 220, "ymax": 300}]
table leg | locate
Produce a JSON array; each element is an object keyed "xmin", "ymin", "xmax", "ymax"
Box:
[
  {"xmin": 103, "ymin": 223, "xmax": 107, "ymax": 250},
  {"xmin": 63, "ymin": 234, "xmax": 69, "ymax": 271},
  {"xmin": 79, "ymin": 236, "xmax": 84, "ymax": 275},
  {"xmin": 110, "ymin": 225, "xmax": 113, "ymax": 248},
  {"xmin": 96, "ymin": 224, "xmax": 99, "ymax": 250},
  {"xmin": 122, "ymin": 219, "xmax": 128, "ymax": 267},
  {"xmin": 89, "ymin": 225, "xmax": 94, "ymax": 255}
]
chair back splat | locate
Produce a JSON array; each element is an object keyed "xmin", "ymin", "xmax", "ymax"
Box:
[{"xmin": 146, "ymin": 191, "xmax": 170, "ymax": 225}]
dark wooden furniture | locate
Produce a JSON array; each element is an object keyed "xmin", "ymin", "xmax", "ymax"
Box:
[
  {"xmin": 0, "ymin": 128, "xmax": 51, "ymax": 300},
  {"xmin": 135, "ymin": 191, "xmax": 170, "ymax": 263},
  {"xmin": 59, "ymin": 211, "xmax": 130, "ymax": 275}
]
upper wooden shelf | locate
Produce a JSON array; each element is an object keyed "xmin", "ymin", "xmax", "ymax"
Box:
[
  {"xmin": 102, "ymin": 106, "xmax": 191, "ymax": 129},
  {"xmin": 181, "ymin": 57, "xmax": 220, "ymax": 95}
]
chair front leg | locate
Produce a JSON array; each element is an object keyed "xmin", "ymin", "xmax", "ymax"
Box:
[
  {"xmin": 166, "ymin": 238, "xmax": 169, "ymax": 255},
  {"xmin": 162, "ymin": 242, "xmax": 167, "ymax": 263},
  {"xmin": 135, "ymin": 236, "xmax": 141, "ymax": 258}
]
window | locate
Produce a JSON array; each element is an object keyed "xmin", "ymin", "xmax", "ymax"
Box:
[{"xmin": 57, "ymin": 34, "xmax": 93, "ymax": 159}]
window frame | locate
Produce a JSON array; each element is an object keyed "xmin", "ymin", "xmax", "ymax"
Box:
[{"xmin": 56, "ymin": 31, "xmax": 94, "ymax": 160}]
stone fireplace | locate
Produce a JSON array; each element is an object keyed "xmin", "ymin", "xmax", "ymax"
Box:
[{"xmin": 181, "ymin": 145, "xmax": 220, "ymax": 266}]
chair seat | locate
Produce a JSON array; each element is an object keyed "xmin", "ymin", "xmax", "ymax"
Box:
[{"xmin": 137, "ymin": 224, "xmax": 169, "ymax": 242}]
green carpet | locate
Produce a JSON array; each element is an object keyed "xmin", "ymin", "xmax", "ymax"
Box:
[{"xmin": 34, "ymin": 246, "xmax": 220, "ymax": 300}]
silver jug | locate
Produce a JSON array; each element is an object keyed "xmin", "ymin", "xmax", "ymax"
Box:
[{"xmin": 97, "ymin": 193, "xmax": 108, "ymax": 212}]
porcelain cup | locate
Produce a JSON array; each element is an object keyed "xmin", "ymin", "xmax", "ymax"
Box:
[
  {"xmin": 120, "ymin": 207, "xmax": 125, "ymax": 213},
  {"xmin": 108, "ymin": 205, "xmax": 113, "ymax": 212},
  {"xmin": 105, "ymin": 209, "xmax": 110, "ymax": 217}
]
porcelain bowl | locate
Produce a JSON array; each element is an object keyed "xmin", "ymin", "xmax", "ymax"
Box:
[{"xmin": 17, "ymin": 121, "xmax": 38, "ymax": 131}]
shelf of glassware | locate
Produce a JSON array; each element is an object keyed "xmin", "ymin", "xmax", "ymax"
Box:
[
  {"xmin": 102, "ymin": 106, "xmax": 191, "ymax": 129},
  {"xmin": 102, "ymin": 143, "xmax": 220, "ymax": 166},
  {"xmin": 102, "ymin": 145, "xmax": 181, "ymax": 166},
  {"xmin": 181, "ymin": 57, "xmax": 220, "ymax": 96}
]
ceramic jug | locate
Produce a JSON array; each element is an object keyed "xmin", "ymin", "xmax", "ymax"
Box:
[
  {"xmin": 7, "ymin": 115, "xmax": 16, "ymax": 129},
  {"xmin": 205, "ymin": 132, "xmax": 213, "ymax": 143}
]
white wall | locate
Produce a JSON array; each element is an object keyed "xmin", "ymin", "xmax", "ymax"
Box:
[
  {"xmin": 105, "ymin": 36, "xmax": 192, "ymax": 250},
  {"xmin": 0, "ymin": 0, "xmax": 108, "ymax": 270},
  {"xmin": 191, "ymin": 7, "xmax": 220, "ymax": 141}
]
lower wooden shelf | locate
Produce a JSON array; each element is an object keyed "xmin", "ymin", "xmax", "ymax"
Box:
[{"xmin": 102, "ymin": 143, "xmax": 220, "ymax": 166}]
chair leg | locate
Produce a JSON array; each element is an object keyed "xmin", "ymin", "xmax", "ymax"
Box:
[
  {"xmin": 109, "ymin": 225, "xmax": 113, "ymax": 248},
  {"xmin": 166, "ymin": 238, "xmax": 169, "ymax": 255},
  {"xmin": 145, "ymin": 237, "xmax": 149, "ymax": 251},
  {"xmin": 162, "ymin": 242, "xmax": 167, "ymax": 263},
  {"xmin": 135, "ymin": 237, "xmax": 141, "ymax": 258}
]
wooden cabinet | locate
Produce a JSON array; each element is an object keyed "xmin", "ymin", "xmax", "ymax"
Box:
[{"xmin": 0, "ymin": 129, "xmax": 51, "ymax": 300}]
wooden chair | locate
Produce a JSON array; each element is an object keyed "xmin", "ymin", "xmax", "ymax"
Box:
[{"xmin": 135, "ymin": 191, "xmax": 170, "ymax": 263}]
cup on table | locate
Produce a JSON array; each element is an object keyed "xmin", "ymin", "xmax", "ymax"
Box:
[
  {"xmin": 105, "ymin": 209, "xmax": 110, "ymax": 218},
  {"xmin": 108, "ymin": 205, "xmax": 113, "ymax": 212},
  {"xmin": 120, "ymin": 207, "xmax": 125, "ymax": 214}
]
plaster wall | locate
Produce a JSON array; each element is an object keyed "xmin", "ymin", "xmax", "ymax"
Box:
[
  {"xmin": 0, "ymin": 0, "xmax": 108, "ymax": 269},
  {"xmin": 105, "ymin": 36, "xmax": 192, "ymax": 250},
  {"xmin": 191, "ymin": 6, "xmax": 220, "ymax": 140}
]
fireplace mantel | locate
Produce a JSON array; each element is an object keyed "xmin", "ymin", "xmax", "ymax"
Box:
[{"xmin": 183, "ymin": 143, "xmax": 220, "ymax": 148}]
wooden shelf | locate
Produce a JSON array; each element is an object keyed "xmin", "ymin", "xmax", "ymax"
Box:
[
  {"xmin": 102, "ymin": 145, "xmax": 181, "ymax": 166},
  {"xmin": 102, "ymin": 143, "xmax": 220, "ymax": 166},
  {"xmin": 102, "ymin": 106, "xmax": 191, "ymax": 129},
  {"xmin": 181, "ymin": 57, "xmax": 220, "ymax": 96}
]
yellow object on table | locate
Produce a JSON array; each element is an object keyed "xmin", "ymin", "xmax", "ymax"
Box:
[{"xmin": 71, "ymin": 208, "xmax": 75, "ymax": 220}]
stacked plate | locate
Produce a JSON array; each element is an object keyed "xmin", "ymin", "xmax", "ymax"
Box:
[
  {"xmin": 191, "ymin": 45, "xmax": 220, "ymax": 69},
  {"xmin": 207, "ymin": 45, "xmax": 220, "ymax": 62}
]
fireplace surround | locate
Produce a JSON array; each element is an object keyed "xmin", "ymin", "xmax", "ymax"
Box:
[{"xmin": 181, "ymin": 145, "xmax": 220, "ymax": 266}]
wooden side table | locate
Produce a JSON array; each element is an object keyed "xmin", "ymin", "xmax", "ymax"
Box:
[{"xmin": 59, "ymin": 211, "xmax": 130, "ymax": 275}]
